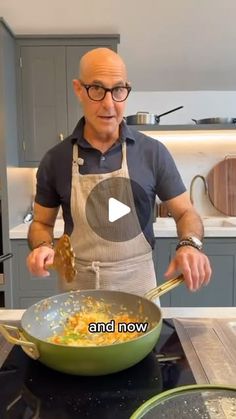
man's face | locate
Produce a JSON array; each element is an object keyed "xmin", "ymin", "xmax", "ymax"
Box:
[{"xmin": 73, "ymin": 57, "xmax": 128, "ymax": 142}]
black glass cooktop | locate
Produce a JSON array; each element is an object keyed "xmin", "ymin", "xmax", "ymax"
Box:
[{"xmin": 0, "ymin": 320, "xmax": 195, "ymax": 419}]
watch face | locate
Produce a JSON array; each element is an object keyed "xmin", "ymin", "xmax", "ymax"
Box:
[{"xmin": 191, "ymin": 236, "xmax": 202, "ymax": 247}]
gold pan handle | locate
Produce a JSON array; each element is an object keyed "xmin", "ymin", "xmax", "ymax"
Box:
[
  {"xmin": 0, "ymin": 324, "xmax": 40, "ymax": 360},
  {"xmin": 144, "ymin": 274, "xmax": 184, "ymax": 301}
]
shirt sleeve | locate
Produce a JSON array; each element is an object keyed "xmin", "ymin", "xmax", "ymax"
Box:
[
  {"xmin": 35, "ymin": 151, "xmax": 61, "ymax": 208},
  {"xmin": 155, "ymin": 141, "xmax": 186, "ymax": 201}
]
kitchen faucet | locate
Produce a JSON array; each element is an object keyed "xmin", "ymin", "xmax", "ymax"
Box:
[{"xmin": 190, "ymin": 175, "xmax": 208, "ymax": 205}]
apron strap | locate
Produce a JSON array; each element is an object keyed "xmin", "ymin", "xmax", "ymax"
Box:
[
  {"xmin": 72, "ymin": 145, "xmax": 79, "ymax": 175},
  {"xmin": 91, "ymin": 261, "xmax": 100, "ymax": 289}
]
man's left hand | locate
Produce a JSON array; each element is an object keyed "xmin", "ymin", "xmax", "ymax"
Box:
[{"xmin": 164, "ymin": 246, "xmax": 212, "ymax": 291}]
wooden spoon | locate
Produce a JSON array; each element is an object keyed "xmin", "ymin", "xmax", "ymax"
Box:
[{"xmin": 48, "ymin": 234, "xmax": 77, "ymax": 282}]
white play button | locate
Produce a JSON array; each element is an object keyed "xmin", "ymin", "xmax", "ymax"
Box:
[
  {"xmin": 108, "ymin": 198, "xmax": 131, "ymax": 222},
  {"xmin": 86, "ymin": 177, "xmax": 151, "ymax": 242}
]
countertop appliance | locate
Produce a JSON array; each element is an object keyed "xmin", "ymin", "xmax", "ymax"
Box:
[{"xmin": 0, "ymin": 320, "xmax": 195, "ymax": 419}]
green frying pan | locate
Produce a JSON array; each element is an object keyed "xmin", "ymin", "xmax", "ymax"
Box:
[{"xmin": 0, "ymin": 276, "xmax": 183, "ymax": 376}]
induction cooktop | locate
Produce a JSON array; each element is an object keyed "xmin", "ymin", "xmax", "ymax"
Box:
[{"xmin": 0, "ymin": 320, "xmax": 195, "ymax": 419}]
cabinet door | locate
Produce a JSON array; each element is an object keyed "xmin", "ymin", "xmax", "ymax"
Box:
[
  {"xmin": 169, "ymin": 240, "xmax": 236, "ymax": 307},
  {"xmin": 66, "ymin": 44, "xmax": 117, "ymax": 133},
  {"xmin": 11, "ymin": 240, "xmax": 58, "ymax": 308},
  {"xmin": 19, "ymin": 46, "xmax": 68, "ymax": 165},
  {"xmin": 153, "ymin": 238, "xmax": 176, "ymax": 307}
]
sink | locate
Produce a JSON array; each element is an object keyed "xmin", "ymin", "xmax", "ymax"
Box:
[
  {"xmin": 154, "ymin": 216, "xmax": 236, "ymax": 237},
  {"xmin": 155, "ymin": 217, "xmax": 236, "ymax": 228}
]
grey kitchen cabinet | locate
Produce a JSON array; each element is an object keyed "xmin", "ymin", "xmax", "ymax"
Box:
[
  {"xmin": 0, "ymin": 19, "xmax": 19, "ymax": 308},
  {"xmin": 11, "ymin": 240, "xmax": 58, "ymax": 308},
  {"xmin": 16, "ymin": 36, "xmax": 120, "ymax": 166},
  {"xmin": 11, "ymin": 236, "xmax": 236, "ymax": 308},
  {"xmin": 17, "ymin": 46, "xmax": 68, "ymax": 165},
  {"xmin": 153, "ymin": 237, "xmax": 236, "ymax": 307}
]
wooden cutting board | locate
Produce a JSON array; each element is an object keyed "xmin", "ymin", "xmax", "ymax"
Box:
[{"xmin": 207, "ymin": 157, "xmax": 236, "ymax": 216}]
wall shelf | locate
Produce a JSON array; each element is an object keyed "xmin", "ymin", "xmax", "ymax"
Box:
[{"xmin": 128, "ymin": 124, "xmax": 236, "ymax": 131}]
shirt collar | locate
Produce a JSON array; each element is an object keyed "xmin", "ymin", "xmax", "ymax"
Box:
[{"xmin": 70, "ymin": 117, "xmax": 136, "ymax": 147}]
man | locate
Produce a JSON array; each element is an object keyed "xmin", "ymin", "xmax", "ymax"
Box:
[{"xmin": 27, "ymin": 47, "xmax": 211, "ymax": 295}]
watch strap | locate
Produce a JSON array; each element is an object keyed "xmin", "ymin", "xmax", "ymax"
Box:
[
  {"xmin": 33, "ymin": 241, "xmax": 54, "ymax": 250},
  {"xmin": 176, "ymin": 240, "xmax": 202, "ymax": 252}
]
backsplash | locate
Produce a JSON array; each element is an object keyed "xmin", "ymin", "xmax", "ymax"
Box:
[
  {"xmin": 154, "ymin": 131, "xmax": 236, "ymax": 216},
  {"xmin": 7, "ymin": 167, "xmax": 34, "ymax": 227},
  {"xmin": 125, "ymin": 91, "xmax": 236, "ymax": 125}
]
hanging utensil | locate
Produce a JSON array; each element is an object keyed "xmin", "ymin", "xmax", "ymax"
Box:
[{"xmin": 126, "ymin": 106, "xmax": 184, "ymax": 125}]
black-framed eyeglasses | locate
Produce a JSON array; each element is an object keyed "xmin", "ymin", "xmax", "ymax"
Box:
[{"xmin": 80, "ymin": 81, "xmax": 131, "ymax": 102}]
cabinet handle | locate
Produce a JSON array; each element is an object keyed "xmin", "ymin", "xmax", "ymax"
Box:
[{"xmin": 59, "ymin": 133, "xmax": 64, "ymax": 141}]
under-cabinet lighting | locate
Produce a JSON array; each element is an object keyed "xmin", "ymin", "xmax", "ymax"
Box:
[{"xmin": 141, "ymin": 130, "xmax": 236, "ymax": 142}]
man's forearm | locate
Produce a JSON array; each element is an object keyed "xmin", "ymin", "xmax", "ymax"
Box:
[
  {"xmin": 27, "ymin": 220, "xmax": 54, "ymax": 250},
  {"xmin": 175, "ymin": 209, "xmax": 204, "ymax": 240}
]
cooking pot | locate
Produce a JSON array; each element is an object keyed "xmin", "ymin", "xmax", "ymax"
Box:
[
  {"xmin": 0, "ymin": 276, "xmax": 183, "ymax": 376},
  {"xmin": 192, "ymin": 117, "xmax": 236, "ymax": 124},
  {"xmin": 126, "ymin": 106, "xmax": 184, "ymax": 125}
]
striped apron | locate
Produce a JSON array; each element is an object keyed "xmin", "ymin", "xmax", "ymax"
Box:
[{"xmin": 58, "ymin": 141, "xmax": 158, "ymax": 300}]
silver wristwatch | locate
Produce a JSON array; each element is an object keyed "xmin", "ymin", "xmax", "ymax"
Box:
[{"xmin": 176, "ymin": 236, "xmax": 203, "ymax": 251}]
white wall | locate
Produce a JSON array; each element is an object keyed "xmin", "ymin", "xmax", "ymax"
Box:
[
  {"xmin": 125, "ymin": 91, "xmax": 236, "ymax": 124},
  {"xmin": 7, "ymin": 167, "xmax": 34, "ymax": 227},
  {"xmin": 1, "ymin": 0, "xmax": 236, "ymax": 91},
  {"xmin": 125, "ymin": 91, "xmax": 236, "ymax": 216},
  {"xmin": 153, "ymin": 133, "xmax": 236, "ymax": 216}
]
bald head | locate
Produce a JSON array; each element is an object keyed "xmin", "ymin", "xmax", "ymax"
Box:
[
  {"xmin": 79, "ymin": 48, "xmax": 128, "ymax": 82},
  {"xmin": 73, "ymin": 48, "xmax": 129, "ymax": 144}
]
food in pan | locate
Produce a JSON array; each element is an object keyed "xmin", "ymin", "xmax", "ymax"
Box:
[{"xmin": 48, "ymin": 297, "xmax": 155, "ymax": 346}]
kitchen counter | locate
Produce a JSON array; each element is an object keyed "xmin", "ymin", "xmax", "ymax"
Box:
[
  {"xmin": 153, "ymin": 216, "xmax": 236, "ymax": 237},
  {"xmin": 9, "ymin": 216, "xmax": 236, "ymax": 238},
  {"xmin": 9, "ymin": 218, "xmax": 64, "ymax": 239}
]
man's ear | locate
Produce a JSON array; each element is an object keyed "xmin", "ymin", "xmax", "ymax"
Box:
[{"xmin": 73, "ymin": 79, "xmax": 83, "ymax": 101}]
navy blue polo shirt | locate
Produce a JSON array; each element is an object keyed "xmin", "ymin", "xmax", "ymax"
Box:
[{"xmin": 35, "ymin": 118, "xmax": 186, "ymax": 248}]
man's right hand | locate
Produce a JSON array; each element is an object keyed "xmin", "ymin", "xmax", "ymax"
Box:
[{"xmin": 26, "ymin": 246, "xmax": 55, "ymax": 277}]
